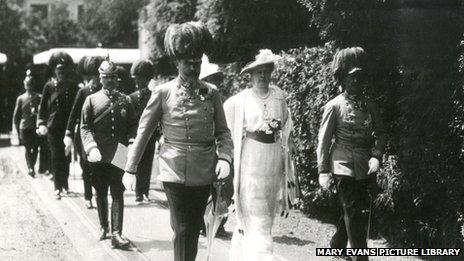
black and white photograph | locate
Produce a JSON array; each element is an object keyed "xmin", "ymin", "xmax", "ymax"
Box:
[{"xmin": 1, "ymin": 0, "xmax": 464, "ymax": 260}]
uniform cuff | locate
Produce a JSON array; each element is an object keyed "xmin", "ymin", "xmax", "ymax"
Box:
[
  {"xmin": 318, "ymin": 164, "xmax": 330, "ymax": 174},
  {"xmin": 65, "ymin": 130, "xmax": 73, "ymax": 137},
  {"xmin": 85, "ymin": 142, "xmax": 98, "ymax": 154},
  {"xmin": 371, "ymin": 149, "xmax": 383, "ymax": 161},
  {"xmin": 217, "ymin": 153, "xmax": 232, "ymax": 165},
  {"xmin": 218, "ymin": 158, "xmax": 231, "ymax": 166}
]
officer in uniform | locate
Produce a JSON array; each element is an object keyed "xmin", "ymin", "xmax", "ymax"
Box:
[
  {"xmin": 128, "ymin": 60, "xmax": 160, "ymax": 204},
  {"xmin": 80, "ymin": 60, "xmax": 137, "ymax": 249},
  {"xmin": 64, "ymin": 56, "xmax": 104, "ymax": 208},
  {"xmin": 317, "ymin": 47, "xmax": 386, "ymax": 261},
  {"xmin": 123, "ymin": 21, "xmax": 233, "ymax": 261},
  {"xmin": 13, "ymin": 70, "xmax": 41, "ymax": 177},
  {"xmin": 37, "ymin": 52, "xmax": 79, "ymax": 199}
]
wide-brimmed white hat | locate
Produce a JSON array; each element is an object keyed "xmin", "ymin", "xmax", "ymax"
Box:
[
  {"xmin": 199, "ymin": 54, "xmax": 222, "ymax": 80},
  {"xmin": 240, "ymin": 49, "xmax": 281, "ymax": 74}
]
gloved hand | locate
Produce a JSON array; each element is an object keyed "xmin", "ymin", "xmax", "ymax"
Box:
[
  {"xmin": 122, "ymin": 172, "xmax": 136, "ymax": 191},
  {"xmin": 215, "ymin": 160, "xmax": 230, "ymax": 180},
  {"xmin": 63, "ymin": 136, "xmax": 74, "ymax": 156},
  {"xmin": 88, "ymin": 147, "xmax": 102, "ymax": 162},
  {"xmin": 318, "ymin": 173, "xmax": 331, "ymax": 190},
  {"xmin": 38, "ymin": 125, "xmax": 48, "ymax": 136},
  {"xmin": 368, "ymin": 157, "xmax": 380, "ymax": 175}
]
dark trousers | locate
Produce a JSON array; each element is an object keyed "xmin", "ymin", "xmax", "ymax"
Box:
[
  {"xmin": 92, "ymin": 163, "xmax": 125, "ymax": 235},
  {"xmin": 163, "ymin": 182, "xmax": 211, "ymax": 261},
  {"xmin": 136, "ymin": 137, "xmax": 156, "ymax": 197},
  {"xmin": 38, "ymin": 136, "xmax": 50, "ymax": 173},
  {"xmin": 332, "ymin": 175, "xmax": 372, "ymax": 261},
  {"xmin": 48, "ymin": 131, "xmax": 70, "ymax": 191},
  {"xmin": 20, "ymin": 129, "xmax": 39, "ymax": 170}
]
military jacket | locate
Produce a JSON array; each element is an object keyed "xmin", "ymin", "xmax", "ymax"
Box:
[
  {"xmin": 317, "ymin": 92, "xmax": 386, "ymax": 180},
  {"xmin": 125, "ymin": 78, "xmax": 233, "ymax": 186},
  {"xmin": 13, "ymin": 92, "xmax": 41, "ymax": 131},
  {"xmin": 37, "ymin": 78, "xmax": 79, "ymax": 132},
  {"xmin": 80, "ymin": 88, "xmax": 137, "ymax": 163},
  {"xmin": 65, "ymin": 80, "xmax": 101, "ymax": 137}
]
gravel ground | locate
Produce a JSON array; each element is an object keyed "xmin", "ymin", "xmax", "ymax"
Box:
[{"xmin": 0, "ymin": 158, "xmax": 81, "ymax": 261}]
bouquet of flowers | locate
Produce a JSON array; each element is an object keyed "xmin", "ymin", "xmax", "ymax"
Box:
[{"xmin": 258, "ymin": 118, "xmax": 282, "ymax": 135}]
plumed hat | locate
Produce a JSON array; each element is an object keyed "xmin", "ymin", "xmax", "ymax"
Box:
[
  {"xmin": 332, "ymin": 47, "xmax": 367, "ymax": 81},
  {"xmin": 98, "ymin": 60, "xmax": 118, "ymax": 76},
  {"xmin": 24, "ymin": 69, "xmax": 33, "ymax": 84},
  {"xmin": 164, "ymin": 21, "xmax": 212, "ymax": 59},
  {"xmin": 48, "ymin": 51, "xmax": 74, "ymax": 69},
  {"xmin": 130, "ymin": 60, "xmax": 155, "ymax": 78},
  {"xmin": 240, "ymin": 49, "xmax": 281, "ymax": 74}
]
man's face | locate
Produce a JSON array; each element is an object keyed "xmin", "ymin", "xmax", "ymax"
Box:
[
  {"xmin": 24, "ymin": 79, "xmax": 33, "ymax": 91},
  {"xmin": 177, "ymin": 58, "xmax": 202, "ymax": 84},
  {"xmin": 343, "ymin": 69, "xmax": 367, "ymax": 95},
  {"xmin": 54, "ymin": 67, "xmax": 68, "ymax": 82},
  {"xmin": 100, "ymin": 74, "xmax": 118, "ymax": 89}
]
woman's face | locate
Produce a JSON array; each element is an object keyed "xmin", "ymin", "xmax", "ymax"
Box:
[
  {"xmin": 177, "ymin": 58, "xmax": 202, "ymax": 84},
  {"xmin": 250, "ymin": 65, "xmax": 272, "ymax": 89}
]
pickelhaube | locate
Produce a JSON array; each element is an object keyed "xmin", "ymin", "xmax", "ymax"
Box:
[{"xmin": 98, "ymin": 60, "xmax": 118, "ymax": 76}]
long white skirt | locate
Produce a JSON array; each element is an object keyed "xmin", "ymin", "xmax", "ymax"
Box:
[{"xmin": 230, "ymin": 138, "xmax": 283, "ymax": 261}]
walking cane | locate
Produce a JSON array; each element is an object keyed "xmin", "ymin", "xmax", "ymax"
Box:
[{"xmin": 366, "ymin": 193, "xmax": 373, "ymax": 248}]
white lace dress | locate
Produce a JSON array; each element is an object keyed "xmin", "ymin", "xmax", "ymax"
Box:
[{"xmin": 229, "ymin": 88, "xmax": 288, "ymax": 261}]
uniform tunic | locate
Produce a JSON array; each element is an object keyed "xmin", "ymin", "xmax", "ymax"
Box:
[
  {"xmin": 80, "ymin": 89, "xmax": 137, "ymax": 163},
  {"xmin": 317, "ymin": 92, "xmax": 386, "ymax": 180},
  {"xmin": 13, "ymin": 92, "xmax": 41, "ymax": 132},
  {"xmin": 38, "ymin": 78, "xmax": 79, "ymax": 132},
  {"xmin": 125, "ymin": 79, "xmax": 233, "ymax": 186}
]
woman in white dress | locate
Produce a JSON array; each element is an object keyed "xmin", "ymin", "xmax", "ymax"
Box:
[{"xmin": 224, "ymin": 49, "xmax": 298, "ymax": 261}]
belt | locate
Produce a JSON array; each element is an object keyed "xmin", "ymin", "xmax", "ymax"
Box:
[
  {"xmin": 245, "ymin": 131, "xmax": 275, "ymax": 144},
  {"xmin": 164, "ymin": 139, "xmax": 215, "ymax": 147},
  {"xmin": 334, "ymin": 141, "xmax": 371, "ymax": 150}
]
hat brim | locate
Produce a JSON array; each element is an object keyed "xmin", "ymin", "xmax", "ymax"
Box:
[{"xmin": 240, "ymin": 58, "xmax": 280, "ymax": 74}]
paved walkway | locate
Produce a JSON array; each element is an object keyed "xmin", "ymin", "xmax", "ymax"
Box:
[{"xmin": 0, "ymin": 141, "xmax": 422, "ymax": 261}]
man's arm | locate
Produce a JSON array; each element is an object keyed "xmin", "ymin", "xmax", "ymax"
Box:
[
  {"xmin": 212, "ymin": 90, "xmax": 233, "ymax": 164},
  {"xmin": 369, "ymin": 101, "xmax": 387, "ymax": 160},
  {"xmin": 316, "ymin": 103, "xmax": 337, "ymax": 174},
  {"xmin": 66, "ymin": 88, "xmax": 85, "ymax": 137},
  {"xmin": 37, "ymin": 83, "xmax": 50, "ymax": 127},
  {"xmin": 125, "ymin": 87, "xmax": 163, "ymax": 173},
  {"xmin": 80, "ymin": 97, "xmax": 97, "ymax": 154},
  {"xmin": 12, "ymin": 96, "xmax": 22, "ymax": 134}
]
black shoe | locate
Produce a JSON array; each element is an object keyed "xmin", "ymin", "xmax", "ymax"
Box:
[
  {"xmin": 111, "ymin": 234, "xmax": 130, "ymax": 249},
  {"xmin": 54, "ymin": 189, "xmax": 62, "ymax": 200},
  {"xmin": 99, "ymin": 227, "xmax": 109, "ymax": 241},
  {"xmin": 28, "ymin": 169, "xmax": 35, "ymax": 178},
  {"xmin": 135, "ymin": 195, "xmax": 143, "ymax": 205}
]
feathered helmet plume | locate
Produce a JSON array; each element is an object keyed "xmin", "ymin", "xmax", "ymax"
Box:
[{"xmin": 164, "ymin": 21, "xmax": 213, "ymax": 60}]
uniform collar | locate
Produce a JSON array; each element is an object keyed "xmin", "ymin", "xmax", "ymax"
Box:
[
  {"xmin": 102, "ymin": 87, "xmax": 118, "ymax": 97},
  {"xmin": 342, "ymin": 91, "xmax": 364, "ymax": 102}
]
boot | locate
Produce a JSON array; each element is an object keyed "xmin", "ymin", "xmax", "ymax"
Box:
[
  {"xmin": 111, "ymin": 197, "xmax": 124, "ymax": 235},
  {"xmin": 111, "ymin": 234, "xmax": 130, "ymax": 249},
  {"xmin": 111, "ymin": 197, "xmax": 129, "ymax": 249},
  {"xmin": 96, "ymin": 195, "xmax": 109, "ymax": 240}
]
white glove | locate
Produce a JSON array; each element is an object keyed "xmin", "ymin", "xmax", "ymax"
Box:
[
  {"xmin": 319, "ymin": 173, "xmax": 331, "ymax": 190},
  {"xmin": 38, "ymin": 125, "xmax": 48, "ymax": 136},
  {"xmin": 215, "ymin": 160, "xmax": 230, "ymax": 180},
  {"xmin": 122, "ymin": 172, "xmax": 136, "ymax": 191},
  {"xmin": 88, "ymin": 148, "xmax": 102, "ymax": 162},
  {"xmin": 368, "ymin": 157, "xmax": 380, "ymax": 175},
  {"xmin": 63, "ymin": 136, "xmax": 74, "ymax": 156}
]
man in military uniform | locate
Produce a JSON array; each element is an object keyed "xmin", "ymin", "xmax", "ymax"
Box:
[
  {"xmin": 123, "ymin": 22, "xmax": 233, "ymax": 261},
  {"xmin": 37, "ymin": 52, "xmax": 79, "ymax": 199},
  {"xmin": 317, "ymin": 47, "xmax": 386, "ymax": 261},
  {"xmin": 64, "ymin": 56, "xmax": 104, "ymax": 208},
  {"xmin": 128, "ymin": 60, "xmax": 160, "ymax": 204},
  {"xmin": 13, "ymin": 70, "xmax": 41, "ymax": 177},
  {"xmin": 80, "ymin": 60, "xmax": 137, "ymax": 249}
]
